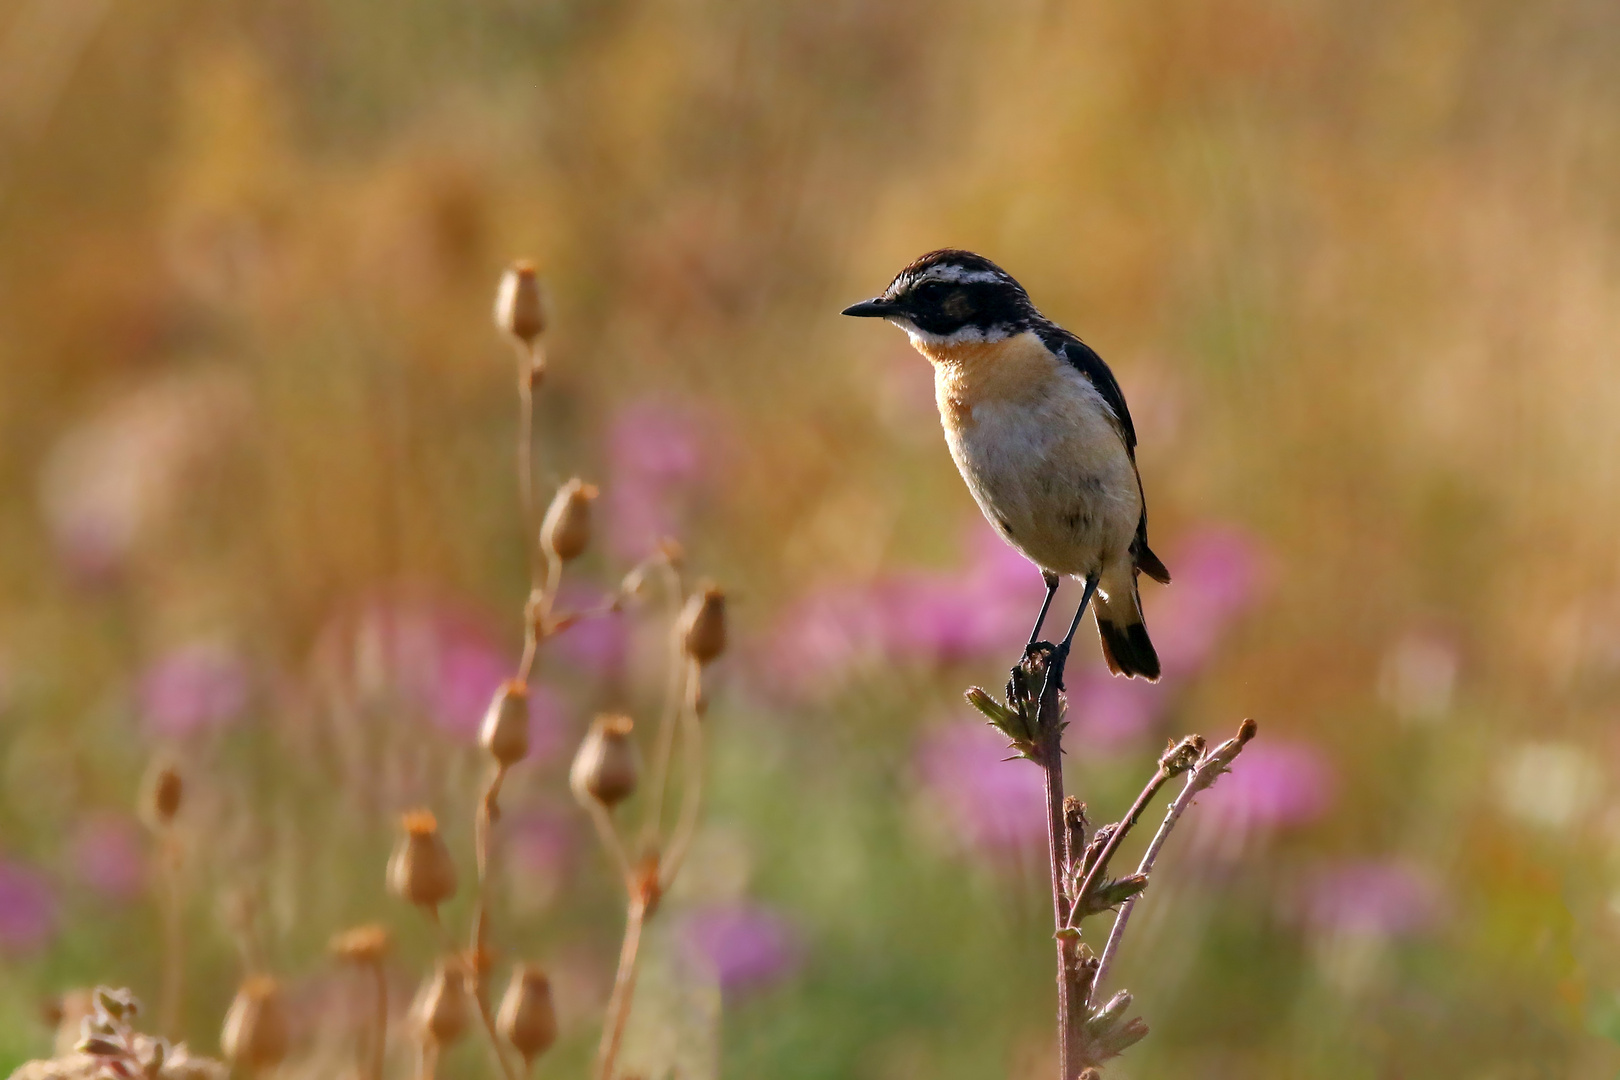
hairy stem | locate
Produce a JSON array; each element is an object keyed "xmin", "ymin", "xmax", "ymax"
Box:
[
  {"xmin": 1028, "ymin": 651, "xmax": 1082, "ymax": 1080},
  {"xmin": 1091, "ymin": 720, "xmax": 1257, "ymax": 1005},
  {"xmin": 1067, "ymin": 767, "xmax": 1172, "ymax": 929}
]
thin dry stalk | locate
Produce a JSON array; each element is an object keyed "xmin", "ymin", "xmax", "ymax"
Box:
[
  {"xmin": 596, "ymin": 892, "xmax": 650, "ymax": 1080},
  {"xmin": 637, "ymin": 566, "xmax": 688, "ymax": 852},
  {"xmin": 369, "ymin": 962, "xmax": 388, "ymax": 1080},
  {"xmin": 156, "ymin": 830, "xmax": 184, "ymax": 1037},
  {"xmin": 661, "ymin": 659, "xmax": 707, "ymax": 886},
  {"xmin": 425, "ymin": 909, "xmax": 519, "ymax": 1080}
]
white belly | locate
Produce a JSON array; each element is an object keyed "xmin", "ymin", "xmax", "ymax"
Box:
[{"xmin": 943, "ymin": 371, "xmax": 1140, "ymax": 578}]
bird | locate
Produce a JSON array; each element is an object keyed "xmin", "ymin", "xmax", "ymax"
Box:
[{"xmin": 842, "ymin": 249, "xmax": 1170, "ymax": 679}]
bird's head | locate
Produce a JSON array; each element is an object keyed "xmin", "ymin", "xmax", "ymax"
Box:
[{"xmin": 842, "ymin": 250, "xmax": 1037, "ymax": 345}]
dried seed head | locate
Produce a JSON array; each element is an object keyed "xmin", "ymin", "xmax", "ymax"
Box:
[
  {"xmin": 494, "ymin": 260, "xmax": 545, "ymax": 346},
  {"xmin": 495, "ymin": 964, "xmax": 557, "ymax": 1065},
  {"xmin": 221, "ymin": 976, "xmax": 289, "ymax": 1071},
  {"xmin": 540, "ymin": 479, "xmax": 598, "ymax": 563},
  {"xmin": 569, "ymin": 714, "xmax": 640, "ymax": 809},
  {"xmin": 678, "ymin": 583, "xmax": 726, "ymax": 665},
  {"xmin": 388, "ymin": 810, "xmax": 457, "ymax": 910},
  {"xmin": 141, "ymin": 763, "xmax": 183, "ymax": 827},
  {"xmin": 414, "ymin": 961, "xmax": 470, "ymax": 1047},
  {"xmin": 479, "ymin": 679, "xmax": 530, "ymax": 767},
  {"xmin": 329, "ymin": 924, "xmax": 391, "ymax": 966}
]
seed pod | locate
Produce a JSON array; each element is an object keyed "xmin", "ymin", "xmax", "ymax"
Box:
[
  {"xmin": 493, "ymin": 261, "xmax": 545, "ymax": 346},
  {"xmin": 569, "ymin": 715, "xmax": 640, "ymax": 809},
  {"xmin": 221, "ymin": 976, "xmax": 289, "ymax": 1072},
  {"xmin": 141, "ymin": 763, "xmax": 183, "ymax": 827},
  {"xmin": 495, "ymin": 964, "xmax": 557, "ymax": 1066},
  {"xmin": 414, "ymin": 961, "xmax": 470, "ymax": 1047},
  {"xmin": 329, "ymin": 924, "xmax": 391, "ymax": 966},
  {"xmin": 387, "ymin": 810, "xmax": 457, "ymax": 910},
  {"xmin": 479, "ymin": 680, "xmax": 530, "ymax": 767},
  {"xmin": 540, "ymin": 479, "xmax": 598, "ymax": 563},
  {"xmin": 678, "ymin": 584, "xmax": 726, "ymax": 665}
]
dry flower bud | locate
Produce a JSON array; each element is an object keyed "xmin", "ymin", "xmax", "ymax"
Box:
[
  {"xmin": 479, "ymin": 679, "xmax": 530, "ymax": 767},
  {"xmin": 329, "ymin": 924, "xmax": 391, "ymax": 966},
  {"xmin": 414, "ymin": 961, "xmax": 470, "ymax": 1047},
  {"xmin": 678, "ymin": 584, "xmax": 726, "ymax": 665},
  {"xmin": 388, "ymin": 810, "xmax": 457, "ymax": 910},
  {"xmin": 141, "ymin": 763, "xmax": 183, "ymax": 827},
  {"xmin": 495, "ymin": 964, "xmax": 557, "ymax": 1065},
  {"xmin": 493, "ymin": 260, "xmax": 545, "ymax": 346},
  {"xmin": 221, "ymin": 976, "xmax": 288, "ymax": 1071},
  {"xmin": 570, "ymin": 714, "xmax": 640, "ymax": 809},
  {"xmin": 540, "ymin": 479, "xmax": 598, "ymax": 563}
]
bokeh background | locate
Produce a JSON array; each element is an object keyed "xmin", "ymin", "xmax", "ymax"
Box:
[{"xmin": 3, "ymin": 0, "xmax": 1620, "ymax": 1076}]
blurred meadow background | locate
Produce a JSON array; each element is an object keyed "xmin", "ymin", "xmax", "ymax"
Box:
[{"xmin": 3, "ymin": 0, "xmax": 1620, "ymax": 1077}]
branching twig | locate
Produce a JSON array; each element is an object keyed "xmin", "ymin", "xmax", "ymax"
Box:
[
  {"xmin": 1067, "ymin": 735, "xmax": 1203, "ymax": 929},
  {"xmin": 1090, "ymin": 718, "xmax": 1256, "ymax": 1006}
]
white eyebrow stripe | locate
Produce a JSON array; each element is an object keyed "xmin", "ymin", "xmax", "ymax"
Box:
[{"xmin": 917, "ymin": 266, "xmax": 1007, "ymax": 284}]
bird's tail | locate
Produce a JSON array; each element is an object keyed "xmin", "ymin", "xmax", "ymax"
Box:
[{"xmin": 1094, "ymin": 576, "xmax": 1161, "ymax": 681}]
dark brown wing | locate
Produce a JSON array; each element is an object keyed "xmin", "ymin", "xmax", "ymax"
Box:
[{"xmin": 1035, "ymin": 324, "xmax": 1170, "ymax": 584}]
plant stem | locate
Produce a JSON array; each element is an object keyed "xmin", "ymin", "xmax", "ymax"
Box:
[
  {"xmin": 427, "ymin": 909, "xmax": 518, "ymax": 1080},
  {"xmin": 596, "ymin": 895, "xmax": 648, "ymax": 1080},
  {"xmin": 157, "ymin": 830, "xmax": 183, "ymax": 1037},
  {"xmin": 1091, "ymin": 719, "xmax": 1257, "ymax": 1005},
  {"xmin": 1067, "ymin": 767, "xmax": 1172, "ymax": 929},
  {"xmin": 660, "ymin": 660, "xmax": 706, "ymax": 887},
  {"xmin": 639, "ymin": 583, "xmax": 688, "ymax": 853},
  {"xmin": 369, "ymin": 961, "xmax": 388, "ymax": 1080},
  {"xmin": 1030, "ymin": 651, "xmax": 1081, "ymax": 1080}
]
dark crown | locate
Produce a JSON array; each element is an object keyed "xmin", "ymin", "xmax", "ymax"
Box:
[{"xmin": 879, "ymin": 249, "xmax": 1038, "ymax": 337}]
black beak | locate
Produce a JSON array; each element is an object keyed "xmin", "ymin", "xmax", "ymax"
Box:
[{"xmin": 841, "ymin": 297, "xmax": 894, "ymax": 318}]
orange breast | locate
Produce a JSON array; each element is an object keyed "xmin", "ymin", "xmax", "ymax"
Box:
[{"xmin": 917, "ymin": 330, "xmax": 1060, "ymax": 435}]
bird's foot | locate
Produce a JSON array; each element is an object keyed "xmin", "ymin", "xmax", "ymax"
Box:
[{"xmin": 1012, "ymin": 640, "xmax": 1069, "ymax": 694}]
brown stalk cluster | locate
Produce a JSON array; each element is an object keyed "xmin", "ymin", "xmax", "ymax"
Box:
[
  {"xmin": 969, "ymin": 646, "xmax": 1258, "ymax": 1078},
  {"xmin": 13, "ymin": 259, "xmax": 725, "ymax": 1080},
  {"xmin": 376, "ymin": 257, "xmax": 729, "ymax": 1080}
]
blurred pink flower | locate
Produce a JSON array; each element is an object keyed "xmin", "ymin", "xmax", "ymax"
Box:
[
  {"xmin": 551, "ymin": 584, "xmax": 629, "ymax": 677},
  {"xmin": 1069, "ymin": 670, "xmax": 1169, "ymax": 749},
  {"xmin": 1197, "ymin": 740, "xmax": 1335, "ymax": 836},
  {"xmin": 320, "ymin": 595, "xmax": 565, "ymax": 760},
  {"xmin": 1304, "ymin": 860, "xmax": 1441, "ymax": 939},
  {"xmin": 1148, "ymin": 525, "xmax": 1266, "ymax": 676},
  {"xmin": 68, "ymin": 815, "xmax": 146, "ymax": 902},
  {"xmin": 679, "ymin": 902, "xmax": 801, "ymax": 996},
  {"xmin": 763, "ymin": 522, "xmax": 1049, "ymax": 696},
  {"xmin": 0, "ymin": 858, "xmax": 56, "ymax": 953},
  {"xmin": 763, "ymin": 584, "xmax": 889, "ymax": 696},
  {"xmin": 506, "ymin": 808, "xmax": 575, "ymax": 883},
  {"xmin": 139, "ymin": 642, "xmax": 250, "ymax": 738},
  {"xmin": 763, "ymin": 519, "xmax": 1260, "ymax": 699},
  {"xmin": 915, "ymin": 720, "xmax": 1047, "ymax": 855},
  {"xmin": 605, "ymin": 398, "xmax": 711, "ymax": 559}
]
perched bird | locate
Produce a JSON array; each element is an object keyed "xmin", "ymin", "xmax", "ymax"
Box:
[{"xmin": 843, "ymin": 250, "xmax": 1170, "ymax": 679}]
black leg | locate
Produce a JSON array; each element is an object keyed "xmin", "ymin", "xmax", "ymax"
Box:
[
  {"xmin": 1057, "ymin": 574, "xmax": 1100, "ymax": 655},
  {"xmin": 1026, "ymin": 571, "xmax": 1062, "ymax": 648}
]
